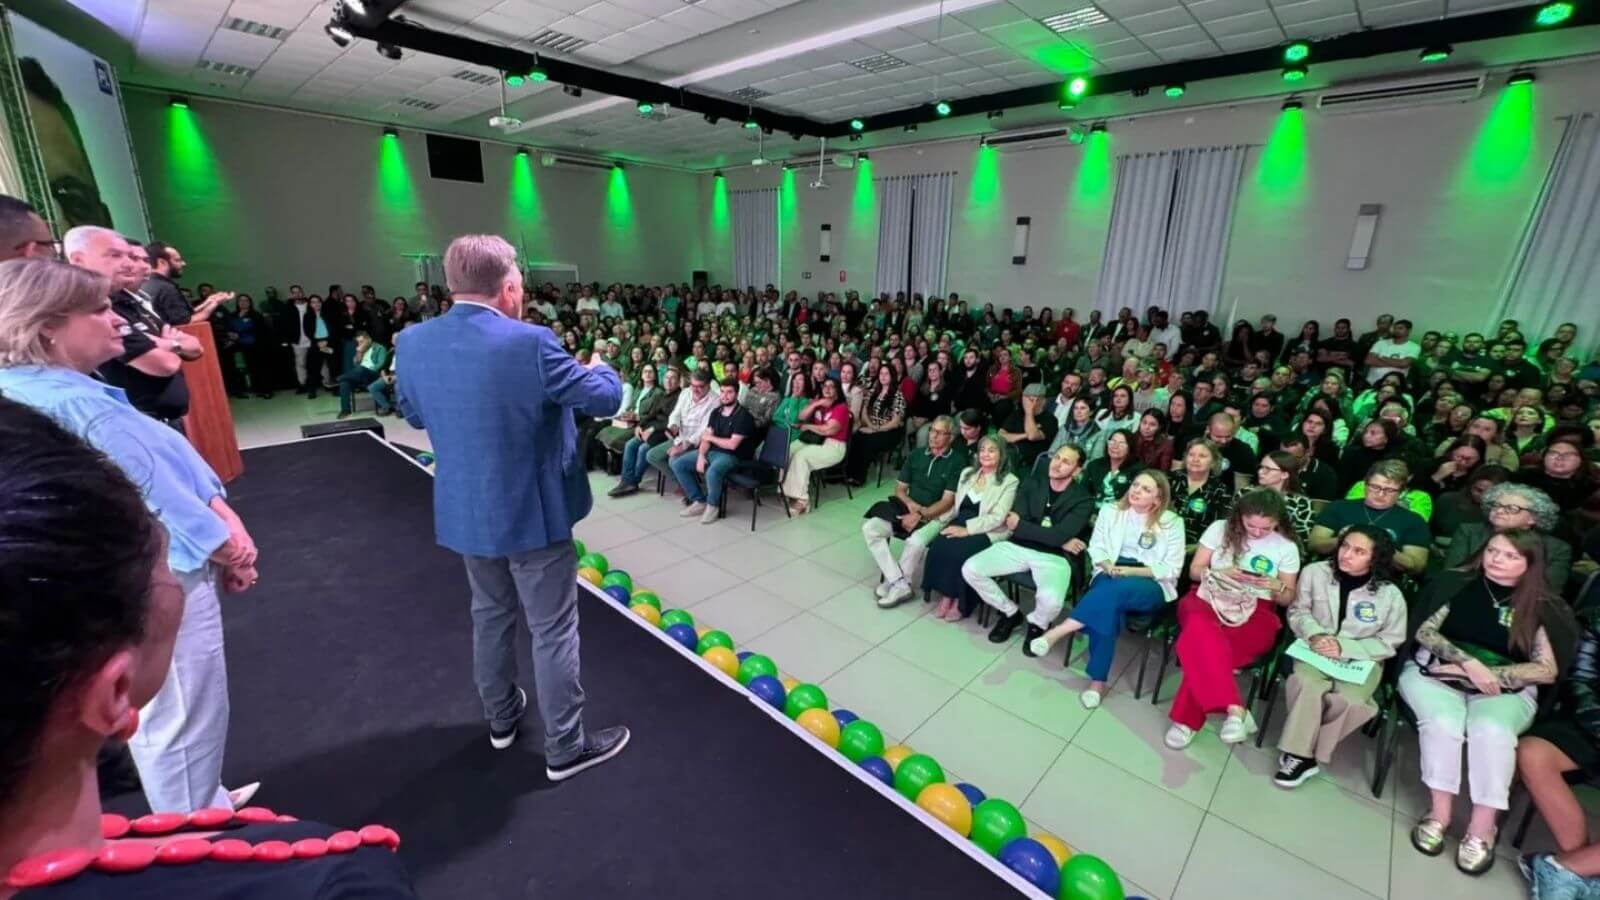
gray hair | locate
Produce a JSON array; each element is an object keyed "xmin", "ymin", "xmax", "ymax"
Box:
[
  {"xmin": 931, "ymin": 414, "xmax": 955, "ymax": 435},
  {"xmin": 61, "ymin": 225, "xmax": 121, "ymax": 259},
  {"xmin": 1482, "ymin": 482, "xmax": 1560, "ymax": 533},
  {"xmin": 443, "ymin": 234, "xmax": 518, "ymax": 297},
  {"xmin": 0, "ymin": 259, "xmax": 112, "ymax": 367}
]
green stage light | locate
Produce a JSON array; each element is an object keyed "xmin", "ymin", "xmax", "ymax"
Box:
[
  {"xmin": 934, "ymin": 101, "xmax": 951, "ymax": 116},
  {"xmin": 169, "ymin": 95, "xmax": 189, "ymax": 109},
  {"xmin": 1283, "ymin": 41, "xmax": 1311, "ymax": 63},
  {"xmin": 529, "ymin": 66, "xmax": 548, "ymax": 82},
  {"xmin": 1164, "ymin": 83, "xmax": 1185, "ymax": 98},
  {"xmin": 1420, "ymin": 45, "xmax": 1453, "ymax": 62},
  {"xmin": 1068, "ymin": 76, "xmax": 1089, "ymax": 98},
  {"xmin": 850, "ymin": 118, "xmax": 864, "ymax": 131},
  {"xmin": 1536, "ymin": 1, "xmax": 1574, "ymax": 25},
  {"xmin": 515, "ymin": 146, "xmax": 529, "ymax": 157},
  {"xmin": 1058, "ymin": 97, "xmax": 1078, "ymax": 111},
  {"xmin": 743, "ymin": 118, "xmax": 758, "ymax": 129},
  {"xmin": 1281, "ymin": 64, "xmax": 1308, "ymax": 82},
  {"xmin": 1508, "ymin": 70, "xmax": 1536, "ymax": 85},
  {"xmin": 383, "ymin": 126, "xmax": 398, "ymax": 139},
  {"xmin": 505, "ymin": 72, "xmax": 525, "ymax": 86},
  {"xmin": 636, "ymin": 101, "xmax": 653, "ymax": 115}
]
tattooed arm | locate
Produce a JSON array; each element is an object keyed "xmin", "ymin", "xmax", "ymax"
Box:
[
  {"xmin": 1414, "ymin": 604, "xmax": 1471, "ymax": 663},
  {"xmin": 1490, "ymin": 627, "xmax": 1558, "ymax": 690}
]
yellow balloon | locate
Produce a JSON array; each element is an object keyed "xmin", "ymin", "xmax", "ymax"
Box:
[
  {"xmin": 796, "ymin": 708, "xmax": 841, "ymax": 748},
  {"xmin": 915, "ymin": 783, "xmax": 972, "ymax": 837},
  {"xmin": 882, "ymin": 744, "xmax": 914, "ymax": 772},
  {"xmin": 577, "ymin": 567, "xmax": 604, "ymax": 586},
  {"xmin": 701, "ymin": 646, "xmax": 739, "ymax": 678},
  {"xmin": 780, "ymin": 676, "xmax": 800, "ymax": 692},
  {"xmin": 629, "ymin": 603, "xmax": 662, "ymax": 627},
  {"xmin": 1033, "ymin": 832, "xmax": 1073, "ymax": 868}
]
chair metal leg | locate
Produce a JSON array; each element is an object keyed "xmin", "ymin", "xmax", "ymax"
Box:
[
  {"xmin": 1150, "ymin": 638, "xmax": 1173, "ymax": 706},
  {"xmin": 1062, "ymin": 632, "xmax": 1078, "ymax": 669},
  {"xmin": 1133, "ymin": 642, "xmax": 1150, "ymax": 700},
  {"xmin": 749, "ymin": 489, "xmax": 759, "ymax": 531},
  {"xmin": 1512, "ymin": 797, "xmax": 1538, "ymax": 849},
  {"xmin": 1370, "ymin": 714, "xmax": 1399, "ymax": 799},
  {"xmin": 1254, "ymin": 674, "xmax": 1279, "ymax": 749}
]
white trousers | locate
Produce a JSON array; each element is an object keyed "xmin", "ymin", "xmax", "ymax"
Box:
[
  {"xmin": 781, "ymin": 439, "xmax": 846, "ymax": 501},
  {"xmin": 962, "ymin": 542, "xmax": 1075, "ymax": 629},
  {"xmin": 128, "ymin": 565, "xmax": 231, "ymax": 812},
  {"xmin": 293, "ymin": 343, "xmax": 309, "ymax": 387},
  {"xmin": 1398, "ymin": 662, "xmax": 1536, "ymax": 810},
  {"xmin": 862, "ymin": 516, "xmax": 941, "ymax": 587}
]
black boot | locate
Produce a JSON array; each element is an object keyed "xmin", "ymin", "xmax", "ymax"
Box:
[
  {"xmin": 1021, "ymin": 624, "xmax": 1045, "ymax": 657},
  {"xmin": 987, "ymin": 612, "xmax": 1023, "ymax": 644}
]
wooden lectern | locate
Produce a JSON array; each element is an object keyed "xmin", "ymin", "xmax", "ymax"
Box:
[{"xmin": 177, "ymin": 321, "xmax": 243, "ymax": 483}]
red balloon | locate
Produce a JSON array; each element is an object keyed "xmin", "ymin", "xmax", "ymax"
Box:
[
  {"xmin": 93, "ymin": 841, "xmax": 158, "ymax": 872},
  {"xmin": 156, "ymin": 839, "xmax": 213, "ymax": 865}
]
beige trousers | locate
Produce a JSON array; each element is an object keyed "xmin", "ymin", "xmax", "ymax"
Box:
[{"xmin": 1277, "ymin": 659, "xmax": 1382, "ymax": 764}]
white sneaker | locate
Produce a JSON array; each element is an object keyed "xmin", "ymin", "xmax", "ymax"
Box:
[
  {"xmin": 1080, "ymin": 689, "xmax": 1102, "ymax": 710},
  {"xmin": 680, "ymin": 502, "xmax": 707, "ymax": 518},
  {"xmin": 874, "ymin": 580, "xmax": 891, "ymax": 599},
  {"xmin": 1165, "ymin": 723, "xmax": 1196, "ymax": 750},
  {"xmin": 700, "ymin": 505, "xmax": 719, "ymax": 525},
  {"xmin": 227, "ymin": 782, "xmax": 261, "ymax": 810},
  {"xmin": 1219, "ymin": 712, "xmax": 1257, "ymax": 744},
  {"xmin": 1029, "ymin": 636, "xmax": 1052, "ymax": 657},
  {"xmin": 877, "ymin": 579, "xmax": 913, "ymax": 608}
]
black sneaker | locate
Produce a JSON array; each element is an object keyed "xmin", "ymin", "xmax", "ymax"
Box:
[
  {"xmin": 608, "ymin": 482, "xmax": 639, "ymax": 498},
  {"xmin": 546, "ymin": 726, "xmax": 631, "ymax": 782},
  {"xmin": 987, "ymin": 612, "xmax": 1023, "ymax": 644},
  {"xmin": 1273, "ymin": 752, "xmax": 1319, "ymax": 789},
  {"xmin": 1021, "ymin": 624, "xmax": 1045, "ymax": 657},
  {"xmin": 489, "ymin": 687, "xmax": 527, "ymax": 750}
]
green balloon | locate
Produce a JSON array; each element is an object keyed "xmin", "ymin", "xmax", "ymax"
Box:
[
  {"xmin": 894, "ymin": 753, "xmax": 945, "ymax": 801},
  {"xmin": 578, "ymin": 552, "xmax": 609, "ymax": 573},
  {"xmin": 783, "ymin": 683, "xmax": 828, "ymax": 720},
  {"xmin": 600, "ymin": 570, "xmax": 633, "ymax": 592},
  {"xmin": 1058, "ymin": 854, "xmax": 1124, "ymax": 900},
  {"xmin": 660, "ymin": 609, "xmax": 694, "ymax": 629},
  {"xmin": 631, "ymin": 590, "xmax": 661, "ymax": 610},
  {"xmin": 573, "ymin": 538, "xmax": 586, "ymax": 560},
  {"xmin": 736, "ymin": 653, "xmax": 777, "ymax": 686},
  {"xmin": 695, "ymin": 630, "xmax": 734, "ymax": 654},
  {"xmin": 838, "ymin": 720, "xmax": 885, "ymax": 763},
  {"xmin": 971, "ymin": 798, "xmax": 1027, "ymax": 856}
]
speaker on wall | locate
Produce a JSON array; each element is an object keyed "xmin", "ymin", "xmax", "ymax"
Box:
[
  {"xmin": 819, "ymin": 223, "xmax": 832, "ymax": 262},
  {"xmin": 691, "ymin": 270, "xmax": 709, "ymax": 291},
  {"xmin": 1012, "ymin": 216, "xmax": 1031, "ymax": 265}
]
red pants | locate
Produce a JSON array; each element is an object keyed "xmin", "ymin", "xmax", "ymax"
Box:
[{"xmin": 1169, "ymin": 590, "xmax": 1282, "ymax": 730}]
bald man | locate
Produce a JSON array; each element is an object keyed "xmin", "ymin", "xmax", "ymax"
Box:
[{"xmin": 0, "ymin": 195, "xmax": 54, "ymax": 261}]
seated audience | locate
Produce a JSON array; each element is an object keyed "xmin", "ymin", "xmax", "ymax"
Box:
[
  {"xmin": 1173, "ymin": 438, "xmax": 1234, "ymax": 545},
  {"xmin": 336, "ymin": 331, "xmax": 389, "ymax": 420},
  {"xmin": 1442, "ymin": 482, "xmax": 1571, "ymax": 590},
  {"xmin": 1310, "ymin": 460, "xmax": 1432, "ymax": 576},
  {"xmin": 1251, "ymin": 450, "xmax": 1315, "ymax": 543},
  {"xmin": 846, "ymin": 361, "xmax": 907, "ymax": 486},
  {"xmin": 900, "ymin": 436, "xmax": 1020, "ymax": 622},
  {"xmin": 773, "ymin": 369, "xmax": 812, "ymax": 432},
  {"xmin": 1165, "ymin": 490, "xmax": 1302, "ymax": 750},
  {"xmin": 1132, "ymin": 408, "xmax": 1175, "ymax": 472},
  {"xmin": 1051, "ymin": 396, "xmax": 1104, "ymax": 461},
  {"xmin": 965, "ymin": 443, "xmax": 1095, "ymax": 650},
  {"xmin": 1081, "ymin": 429, "xmax": 1142, "ymax": 507},
  {"xmin": 647, "ymin": 367, "xmax": 720, "ymax": 502},
  {"xmin": 868, "ymin": 415, "xmax": 963, "ymax": 608},
  {"xmin": 1275, "ymin": 525, "xmax": 1406, "ymax": 786},
  {"xmin": 998, "ymin": 383, "xmax": 1058, "ymax": 471},
  {"xmin": 597, "ymin": 363, "xmax": 663, "ymax": 460},
  {"xmin": 1030, "ymin": 472, "xmax": 1185, "ymax": 709},
  {"xmin": 610, "ymin": 367, "xmax": 682, "ymax": 496},
  {"xmin": 782, "ymin": 376, "xmax": 851, "ymax": 515},
  {"xmin": 741, "ymin": 367, "xmax": 781, "ymax": 427},
  {"xmin": 1401, "ymin": 529, "xmax": 1576, "ymax": 875},
  {"xmin": 669, "ymin": 380, "xmax": 755, "ymax": 523}
]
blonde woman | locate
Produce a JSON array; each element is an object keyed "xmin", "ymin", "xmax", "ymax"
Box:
[{"xmin": 1030, "ymin": 471, "xmax": 1186, "ymax": 708}]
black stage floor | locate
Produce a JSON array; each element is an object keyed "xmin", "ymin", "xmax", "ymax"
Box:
[{"xmin": 218, "ymin": 432, "xmax": 1026, "ymax": 899}]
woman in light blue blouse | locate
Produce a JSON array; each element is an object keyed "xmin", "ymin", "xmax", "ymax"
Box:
[{"xmin": 0, "ymin": 258, "xmax": 260, "ymax": 813}]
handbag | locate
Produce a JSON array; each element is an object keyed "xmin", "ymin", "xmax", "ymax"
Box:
[{"xmin": 797, "ymin": 429, "xmax": 825, "ymax": 445}]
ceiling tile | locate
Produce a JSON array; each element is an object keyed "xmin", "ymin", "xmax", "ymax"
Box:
[
  {"xmin": 200, "ymin": 28, "xmax": 281, "ymax": 67},
  {"xmin": 1140, "ymin": 22, "xmax": 1208, "ymax": 47},
  {"xmin": 1119, "ymin": 7, "xmax": 1197, "ymax": 33},
  {"xmin": 468, "ymin": 9, "xmax": 542, "ymax": 38},
  {"xmin": 1358, "ymin": 0, "xmax": 1441, "ymax": 24},
  {"xmin": 954, "ymin": 3, "xmax": 1035, "ymax": 29},
  {"xmin": 1155, "ymin": 39, "xmax": 1218, "ymax": 58},
  {"xmin": 1185, "ymin": 0, "xmax": 1267, "ymax": 17},
  {"xmin": 1213, "ymin": 26, "xmax": 1285, "ymax": 49},
  {"xmin": 983, "ymin": 19, "xmax": 1059, "ymax": 49},
  {"xmin": 1275, "ymin": 0, "xmax": 1352, "ymax": 25},
  {"xmin": 609, "ymin": 0, "xmax": 683, "ymax": 13},
  {"xmin": 935, "ymin": 30, "xmax": 998, "ymax": 54},
  {"xmin": 1098, "ymin": 48, "xmax": 1163, "ymax": 66},
  {"xmin": 1097, "ymin": 0, "xmax": 1183, "ymax": 19},
  {"xmin": 626, "ymin": 17, "xmax": 695, "ymax": 46},
  {"xmin": 1297, "ymin": 11, "xmax": 1359, "ymax": 34},
  {"xmin": 549, "ymin": 14, "xmax": 617, "ymax": 41},
  {"xmin": 578, "ymin": 1, "xmax": 651, "ymax": 29},
  {"xmin": 226, "ymin": 0, "xmax": 320, "ymax": 28},
  {"xmin": 1010, "ymin": 0, "xmax": 1079, "ymax": 15},
  {"xmin": 660, "ymin": 3, "xmax": 732, "ymax": 34},
  {"xmin": 1201, "ymin": 9, "xmax": 1279, "ymax": 35},
  {"xmin": 901, "ymin": 16, "xmax": 973, "ymax": 41},
  {"xmin": 490, "ymin": 0, "xmax": 565, "ymax": 28},
  {"xmin": 696, "ymin": 0, "xmax": 773, "ymax": 19}
]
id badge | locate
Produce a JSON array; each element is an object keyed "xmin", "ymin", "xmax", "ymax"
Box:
[{"xmin": 1041, "ymin": 516, "xmax": 1052, "ymax": 529}]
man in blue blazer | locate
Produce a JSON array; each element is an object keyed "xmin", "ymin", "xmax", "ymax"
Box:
[{"xmin": 397, "ymin": 235, "xmax": 630, "ymax": 782}]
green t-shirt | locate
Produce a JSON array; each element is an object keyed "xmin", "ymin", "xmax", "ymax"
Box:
[
  {"xmin": 900, "ymin": 447, "xmax": 964, "ymax": 507},
  {"xmin": 1313, "ymin": 499, "xmax": 1431, "ymax": 550}
]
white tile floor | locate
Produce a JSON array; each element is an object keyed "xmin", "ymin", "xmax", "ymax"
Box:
[{"xmin": 233, "ymin": 395, "xmax": 1590, "ymax": 900}]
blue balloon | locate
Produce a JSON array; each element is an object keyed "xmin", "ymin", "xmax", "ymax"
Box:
[
  {"xmin": 747, "ymin": 674, "xmax": 786, "ymax": 711},
  {"xmin": 998, "ymin": 838, "xmax": 1060, "ymax": 896},
  {"xmin": 832, "ymin": 709, "xmax": 859, "ymax": 728},
  {"xmin": 858, "ymin": 756, "xmax": 894, "ymax": 787},
  {"xmin": 416, "ymin": 452, "xmax": 435, "ymax": 465},
  {"xmin": 737, "ymin": 651, "xmax": 753, "ymax": 662},
  {"xmin": 955, "ymin": 782, "xmax": 987, "ymax": 807},
  {"xmin": 603, "ymin": 585, "xmax": 632, "ymax": 605},
  {"xmin": 665, "ymin": 623, "xmax": 698, "ymax": 651}
]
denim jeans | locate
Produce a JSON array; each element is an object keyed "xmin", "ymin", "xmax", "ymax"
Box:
[
  {"xmin": 670, "ymin": 449, "xmax": 739, "ymax": 506},
  {"xmin": 1070, "ymin": 557, "xmax": 1167, "ymax": 682},
  {"xmin": 620, "ymin": 437, "xmax": 651, "ymax": 486},
  {"xmin": 338, "ymin": 365, "xmax": 379, "ymax": 413},
  {"xmin": 370, "ymin": 376, "xmax": 395, "ymax": 413}
]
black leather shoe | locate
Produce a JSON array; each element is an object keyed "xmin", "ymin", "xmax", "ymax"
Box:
[
  {"xmin": 1021, "ymin": 624, "xmax": 1045, "ymax": 657},
  {"xmin": 546, "ymin": 726, "xmax": 631, "ymax": 782},
  {"xmin": 987, "ymin": 612, "xmax": 1023, "ymax": 643}
]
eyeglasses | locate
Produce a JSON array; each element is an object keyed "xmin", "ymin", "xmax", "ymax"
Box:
[
  {"xmin": 928, "ymin": 427, "xmax": 952, "ymax": 436},
  {"xmin": 1258, "ymin": 464, "xmax": 1283, "ymax": 474},
  {"xmin": 1489, "ymin": 502, "xmax": 1532, "ymax": 515},
  {"xmin": 1547, "ymin": 449, "xmax": 1581, "ymax": 460},
  {"xmin": 1365, "ymin": 482, "xmax": 1401, "ymax": 496}
]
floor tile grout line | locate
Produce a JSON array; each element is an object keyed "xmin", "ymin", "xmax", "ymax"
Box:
[
  {"xmin": 1069, "ymin": 741, "xmax": 1211, "ymax": 817},
  {"xmin": 1200, "ymin": 803, "xmax": 1389, "ymax": 900}
]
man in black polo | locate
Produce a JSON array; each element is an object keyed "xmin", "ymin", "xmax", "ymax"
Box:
[
  {"xmin": 671, "ymin": 380, "xmax": 756, "ymax": 524},
  {"xmin": 143, "ymin": 241, "xmax": 224, "ymax": 325},
  {"xmin": 865, "ymin": 414, "xmax": 963, "ymax": 608},
  {"xmin": 999, "ymin": 383, "xmax": 1058, "ymax": 471}
]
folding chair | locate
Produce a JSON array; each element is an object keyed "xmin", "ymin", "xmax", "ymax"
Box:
[
  {"xmin": 811, "ymin": 441, "xmax": 853, "ymax": 509},
  {"xmin": 722, "ymin": 426, "xmax": 792, "ymax": 531}
]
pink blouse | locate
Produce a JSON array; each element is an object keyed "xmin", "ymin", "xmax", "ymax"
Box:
[{"xmin": 812, "ymin": 402, "xmax": 851, "ymax": 443}]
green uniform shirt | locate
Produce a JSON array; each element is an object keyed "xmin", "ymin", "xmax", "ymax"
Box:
[{"xmin": 900, "ymin": 447, "xmax": 964, "ymax": 507}]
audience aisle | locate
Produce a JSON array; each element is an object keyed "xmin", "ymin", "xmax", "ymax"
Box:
[
  {"xmin": 574, "ymin": 473, "xmax": 1594, "ymax": 900},
  {"xmin": 230, "ymin": 398, "xmax": 1592, "ymax": 900}
]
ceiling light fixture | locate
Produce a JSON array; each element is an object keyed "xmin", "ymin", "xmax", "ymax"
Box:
[
  {"xmin": 505, "ymin": 72, "xmax": 525, "ymax": 86},
  {"xmin": 1507, "ymin": 69, "xmax": 1537, "ymax": 85},
  {"xmin": 1068, "ymin": 76, "xmax": 1090, "ymax": 98},
  {"xmin": 850, "ymin": 118, "xmax": 865, "ymax": 131},
  {"xmin": 1535, "ymin": 1, "xmax": 1574, "ymax": 25},
  {"xmin": 1282, "ymin": 98, "xmax": 1303, "ymax": 110},
  {"xmin": 743, "ymin": 117, "xmax": 758, "ymax": 129},
  {"xmin": 848, "ymin": 133, "xmax": 861, "ymax": 142},
  {"xmin": 636, "ymin": 100, "xmax": 654, "ymax": 115},
  {"xmin": 562, "ymin": 84, "xmax": 583, "ymax": 97},
  {"xmin": 516, "ymin": 146, "xmax": 530, "ymax": 157},
  {"xmin": 383, "ymin": 127, "xmax": 398, "ymax": 139},
  {"xmin": 1090, "ymin": 122, "xmax": 1106, "ymax": 134},
  {"xmin": 1283, "ymin": 40, "xmax": 1311, "ymax": 63},
  {"xmin": 324, "ymin": 21, "xmax": 353, "ymax": 47},
  {"xmin": 714, "ymin": 169, "xmax": 724, "ymax": 178},
  {"xmin": 1041, "ymin": 6, "xmax": 1111, "ymax": 33},
  {"xmin": 986, "ymin": 109, "xmax": 1004, "ymax": 119},
  {"xmin": 934, "ymin": 100, "xmax": 951, "ymax": 116},
  {"xmin": 169, "ymin": 95, "xmax": 189, "ymax": 109},
  {"xmin": 612, "ymin": 161, "xmax": 624, "ymax": 170},
  {"xmin": 1058, "ymin": 97, "xmax": 1078, "ymax": 110},
  {"xmin": 1164, "ymin": 83, "xmax": 1185, "ymax": 97},
  {"xmin": 904, "ymin": 123, "xmax": 918, "ymax": 132},
  {"xmin": 1419, "ymin": 44, "xmax": 1453, "ymax": 62},
  {"xmin": 1281, "ymin": 64, "xmax": 1309, "ymax": 82}
]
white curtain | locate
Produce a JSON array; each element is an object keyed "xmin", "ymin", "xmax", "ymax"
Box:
[
  {"xmin": 909, "ymin": 171, "xmax": 953, "ymax": 298},
  {"xmin": 1490, "ymin": 113, "xmax": 1600, "ymax": 356},
  {"xmin": 1095, "ymin": 152, "xmax": 1179, "ymax": 316},
  {"xmin": 1154, "ymin": 145, "xmax": 1248, "ymax": 317},
  {"xmin": 732, "ymin": 188, "xmax": 778, "ymax": 290},
  {"xmin": 874, "ymin": 176, "xmax": 914, "ymax": 298}
]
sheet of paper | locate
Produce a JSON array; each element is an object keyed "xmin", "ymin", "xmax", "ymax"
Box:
[{"xmin": 1286, "ymin": 639, "xmax": 1376, "ymax": 685}]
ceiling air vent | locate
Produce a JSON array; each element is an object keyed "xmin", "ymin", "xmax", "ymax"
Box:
[
  {"xmin": 530, "ymin": 29, "xmax": 588, "ymax": 53},
  {"xmin": 398, "ymin": 97, "xmax": 441, "ymax": 110},
  {"xmin": 850, "ymin": 54, "xmax": 907, "ymax": 74},
  {"xmin": 451, "ymin": 69, "xmax": 499, "ymax": 85},
  {"xmin": 222, "ymin": 17, "xmax": 288, "ymax": 40},
  {"xmin": 730, "ymin": 86, "xmax": 770, "ymax": 101},
  {"xmin": 1316, "ymin": 72, "xmax": 1485, "ymax": 116},
  {"xmin": 197, "ymin": 60, "xmax": 254, "ymax": 77},
  {"xmin": 567, "ymin": 127, "xmax": 600, "ymax": 138}
]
